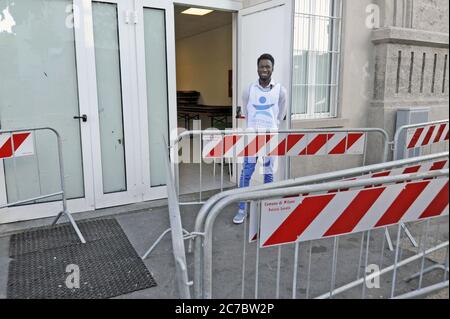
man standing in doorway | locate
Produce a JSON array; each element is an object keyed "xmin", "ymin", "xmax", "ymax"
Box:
[{"xmin": 233, "ymin": 53, "xmax": 287, "ymax": 224}]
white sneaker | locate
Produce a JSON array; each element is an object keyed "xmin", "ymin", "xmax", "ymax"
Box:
[{"xmin": 233, "ymin": 210, "xmax": 246, "ymax": 224}]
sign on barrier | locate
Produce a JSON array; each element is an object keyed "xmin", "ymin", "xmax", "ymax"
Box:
[
  {"xmin": 247, "ymin": 159, "xmax": 448, "ymax": 243},
  {"xmin": 406, "ymin": 123, "xmax": 449, "ymax": 149},
  {"xmin": 202, "ymin": 132, "xmax": 366, "ymax": 158},
  {"xmin": 0, "ymin": 132, "xmax": 34, "ymax": 159},
  {"xmin": 259, "ymin": 177, "xmax": 449, "ymax": 248}
]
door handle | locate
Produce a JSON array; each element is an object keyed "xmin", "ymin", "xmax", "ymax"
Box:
[{"xmin": 73, "ymin": 114, "xmax": 87, "ymax": 122}]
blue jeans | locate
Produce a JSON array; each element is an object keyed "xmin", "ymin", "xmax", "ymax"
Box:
[{"xmin": 238, "ymin": 157, "xmax": 274, "ymax": 211}]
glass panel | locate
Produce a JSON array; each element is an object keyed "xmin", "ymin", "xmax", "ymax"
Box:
[
  {"xmin": 92, "ymin": 2, "xmax": 126, "ymax": 193},
  {"xmin": 143, "ymin": 8, "xmax": 168, "ymax": 187},
  {"xmin": 0, "ymin": 0, "xmax": 84, "ymax": 202}
]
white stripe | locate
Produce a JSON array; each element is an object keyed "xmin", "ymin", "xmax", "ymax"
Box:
[
  {"xmin": 346, "ymin": 133, "xmax": 365, "ymax": 154},
  {"xmin": 352, "ymin": 184, "xmax": 403, "ymax": 232},
  {"xmin": 286, "ymin": 134, "xmax": 308, "ymax": 156},
  {"xmin": 305, "ymin": 133, "xmax": 327, "ymax": 155},
  {"xmin": 224, "ymin": 134, "xmax": 245, "ymax": 158},
  {"xmin": 414, "ymin": 127, "xmax": 427, "ymax": 148},
  {"xmin": 298, "ymin": 192, "xmax": 355, "ymax": 241},
  {"xmin": 260, "ymin": 197, "xmax": 303, "ymax": 246},
  {"xmin": 325, "ymin": 132, "xmax": 347, "ymax": 154},
  {"xmin": 401, "ymin": 179, "xmax": 447, "ymax": 222},
  {"xmin": 266, "ymin": 133, "xmax": 286, "ymax": 156},
  {"xmin": 0, "ymin": 133, "xmax": 10, "ymax": 148},
  {"xmin": 442, "ymin": 123, "xmax": 449, "ymax": 142},
  {"xmin": 13, "ymin": 132, "xmax": 34, "ymax": 157},
  {"xmin": 428, "ymin": 125, "xmax": 440, "ymax": 145}
]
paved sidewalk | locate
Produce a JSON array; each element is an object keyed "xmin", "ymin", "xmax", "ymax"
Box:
[{"xmin": 0, "ymin": 201, "xmax": 448, "ymax": 299}]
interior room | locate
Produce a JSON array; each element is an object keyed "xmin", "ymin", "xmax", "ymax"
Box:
[{"xmin": 174, "ymin": 5, "xmax": 236, "ymax": 195}]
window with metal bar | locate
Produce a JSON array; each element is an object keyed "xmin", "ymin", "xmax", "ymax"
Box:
[{"xmin": 292, "ymin": 0, "xmax": 342, "ymax": 119}]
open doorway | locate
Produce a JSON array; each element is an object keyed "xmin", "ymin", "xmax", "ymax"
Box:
[{"xmin": 174, "ymin": 5, "xmax": 236, "ymax": 195}]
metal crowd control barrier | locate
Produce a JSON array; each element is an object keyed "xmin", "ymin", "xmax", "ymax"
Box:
[
  {"xmin": 193, "ymin": 152, "xmax": 449, "ymax": 299},
  {"xmin": 0, "ymin": 127, "xmax": 86, "ymax": 243},
  {"xmin": 171, "ymin": 127, "xmax": 390, "ymax": 206},
  {"xmin": 393, "ymin": 119, "xmax": 449, "ymax": 161},
  {"xmin": 392, "ymin": 119, "xmax": 449, "ymax": 248},
  {"xmin": 142, "ymin": 136, "xmax": 192, "ymax": 298}
]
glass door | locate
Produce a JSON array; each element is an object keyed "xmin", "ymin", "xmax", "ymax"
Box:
[
  {"xmin": 87, "ymin": 0, "xmax": 140, "ymax": 208},
  {"xmin": 134, "ymin": 0, "xmax": 177, "ymax": 201},
  {"xmin": 0, "ymin": 0, "xmax": 95, "ymax": 223}
]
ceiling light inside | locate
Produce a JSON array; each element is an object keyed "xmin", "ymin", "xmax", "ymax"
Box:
[{"xmin": 181, "ymin": 8, "xmax": 213, "ymax": 16}]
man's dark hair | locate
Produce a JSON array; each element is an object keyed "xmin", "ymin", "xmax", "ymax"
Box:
[{"xmin": 257, "ymin": 53, "xmax": 274, "ymax": 66}]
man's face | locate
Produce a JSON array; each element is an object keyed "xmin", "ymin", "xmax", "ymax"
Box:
[{"xmin": 257, "ymin": 59, "xmax": 273, "ymax": 81}]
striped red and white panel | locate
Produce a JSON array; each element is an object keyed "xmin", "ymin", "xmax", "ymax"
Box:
[
  {"xmin": 260, "ymin": 177, "xmax": 449, "ymax": 248},
  {"xmin": 202, "ymin": 132, "xmax": 366, "ymax": 158},
  {"xmin": 406, "ymin": 122, "xmax": 449, "ymax": 149},
  {"xmin": 0, "ymin": 132, "xmax": 34, "ymax": 159},
  {"xmin": 248, "ymin": 159, "xmax": 449, "ymax": 243}
]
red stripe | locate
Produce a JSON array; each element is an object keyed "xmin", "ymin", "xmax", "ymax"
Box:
[
  {"xmin": 433, "ymin": 124, "xmax": 446, "ymax": 143},
  {"xmin": 263, "ymin": 194, "xmax": 335, "ymax": 247},
  {"xmin": 430, "ymin": 160, "xmax": 448, "ymax": 171},
  {"xmin": 238, "ymin": 134, "xmax": 272, "ymax": 157},
  {"xmin": 365, "ymin": 171, "xmax": 390, "ymax": 188},
  {"xmin": 268, "ymin": 136, "xmax": 286, "ymax": 156},
  {"xmin": 402, "ymin": 165, "xmax": 421, "ymax": 174},
  {"xmin": 328, "ymin": 136, "xmax": 347, "ymax": 154},
  {"xmin": 420, "ymin": 126, "xmax": 435, "ymax": 146},
  {"xmin": 324, "ymin": 187, "xmax": 386, "ymax": 237},
  {"xmin": 305, "ymin": 134, "xmax": 333, "ymax": 155},
  {"xmin": 407, "ymin": 128, "xmax": 424, "ymax": 149},
  {"xmin": 221, "ymin": 135, "xmax": 241, "ymax": 157},
  {"xmin": 419, "ymin": 181, "xmax": 449, "ymax": 219},
  {"xmin": 0, "ymin": 137, "xmax": 13, "ymax": 158},
  {"xmin": 375, "ymin": 181, "xmax": 430, "ymax": 227},
  {"xmin": 346, "ymin": 133, "xmax": 364, "ymax": 151},
  {"xmin": 208, "ymin": 140, "xmax": 223, "ymax": 157},
  {"xmin": 287, "ymin": 134, "xmax": 305, "ymax": 153}
]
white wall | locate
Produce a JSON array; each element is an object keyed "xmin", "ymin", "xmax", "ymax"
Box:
[{"xmin": 176, "ymin": 24, "xmax": 233, "ymax": 106}]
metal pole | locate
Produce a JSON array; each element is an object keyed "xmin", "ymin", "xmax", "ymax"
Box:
[
  {"xmin": 142, "ymin": 228, "xmax": 172, "ymax": 260},
  {"xmin": 444, "ymin": 246, "xmax": 449, "ymax": 282},
  {"xmin": 362, "ymin": 229, "xmax": 371, "ymax": 299},
  {"xmin": 306, "ymin": 241, "xmax": 313, "ymax": 299},
  {"xmin": 391, "ymin": 224, "xmax": 403, "ymax": 298},
  {"xmin": 199, "ymin": 131, "xmax": 202, "ymax": 202},
  {"xmin": 292, "ymin": 241, "xmax": 300, "ymax": 299},
  {"xmin": 380, "ymin": 228, "xmax": 386, "ymax": 268},
  {"xmin": 241, "ymin": 208, "xmax": 248, "ymax": 299},
  {"xmin": 418, "ymin": 219, "xmax": 431, "ymax": 289},
  {"xmin": 330, "ymin": 237, "xmax": 339, "ymax": 299},
  {"xmin": 220, "ymin": 132, "xmax": 224, "ymax": 192},
  {"xmin": 276, "ymin": 246, "xmax": 282, "ymax": 299},
  {"xmin": 316, "ymin": 241, "xmax": 449, "ymax": 299},
  {"xmin": 393, "ymin": 280, "xmax": 449, "ymax": 299},
  {"xmin": 357, "ymin": 232, "xmax": 365, "ymax": 279},
  {"xmin": 255, "ymin": 206, "xmax": 261, "ymax": 299}
]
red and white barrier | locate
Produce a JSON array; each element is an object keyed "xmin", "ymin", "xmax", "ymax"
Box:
[
  {"xmin": 0, "ymin": 132, "xmax": 34, "ymax": 159},
  {"xmin": 259, "ymin": 177, "xmax": 449, "ymax": 248},
  {"xmin": 203, "ymin": 132, "xmax": 366, "ymax": 158},
  {"xmin": 248, "ymin": 159, "xmax": 449, "ymax": 242},
  {"xmin": 406, "ymin": 123, "xmax": 449, "ymax": 149}
]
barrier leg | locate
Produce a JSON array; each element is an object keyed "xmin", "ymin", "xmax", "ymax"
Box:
[
  {"xmin": 401, "ymin": 222, "xmax": 418, "ymax": 247},
  {"xmin": 305, "ymin": 241, "xmax": 313, "ymax": 299},
  {"xmin": 65, "ymin": 210, "xmax": 86, "ymax": 244},
  {"xmin": 384, "ymin": 227, "xmax": 394, "ymax": 251}
]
